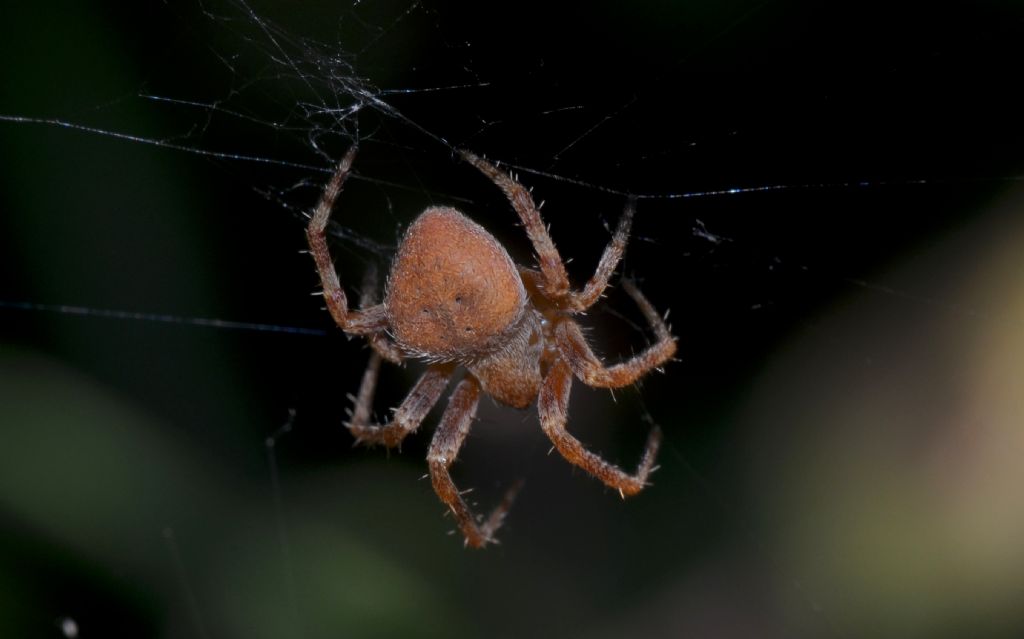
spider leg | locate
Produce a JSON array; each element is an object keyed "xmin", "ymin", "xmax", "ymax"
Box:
[
  {"xmin": 539, "ymin": 358, "xmax": 662, "ymax": 497},
  {"xmin": 568, "ymin": 198, "xmax": 633, "ymax": 311},
  {"xmin": 306, "ymin": 146, "xmax": 397, "ymax": 349},
  {"xmin": 459, "ymin": 150, "xmax": 571, "ymax": 300},
  {"xmin": 358, "ymin": 264, "xmax": 404, "ymax": 364},
  {"xmin": 460, "ymin": 151, "xmax": 636, "ymax": 312},
  {"xmin": 556, "ymin": 279, "xmax": 676, "ymax": 388},
  {"xmin": 428, "ymin": 376, "xmax": 522, "ymax": 548},
  {"xmin": 348, "ymin": 351, "xmax": 383, "ymax": 427},
  {"xmin": 366, "ymin": 332, "xmax": 404, "ymax": 364},
  {"xmin": 348, "ymin": 362, "xmax": 455, "ymax": 448}
]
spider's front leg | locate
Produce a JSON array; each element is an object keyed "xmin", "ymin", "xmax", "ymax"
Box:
[
  {"xmin": 459, "ymin": 150, "xmax": 633, "ymax": 312},
  {"xmin": 428, "ymin": 376, "xmax": 522, "ymax": 548},
  {"xmin": 306, "ymin": 147, "xmax": 401, "ymax": 363}
]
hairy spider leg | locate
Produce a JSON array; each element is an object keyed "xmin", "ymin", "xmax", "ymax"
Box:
[
  {"xmin": 347, "ymin": 362, "xmax": 455, "ymax": 448},
  {"xmin": 306, "ymin": 146, "xmax": 401, "ymax": 363},
  {"xmin": 539, "ymin": 280, "xmax": 675, "ymax": 495},
  {"xmin": 428, "ymin": 376, "xmax": 522, "ymax": 548},
  {"xmin": 556, "ymin": 279, "xmax": 676, "ymax": 388},
  {"xmin": 459, "ymin": 150, "xmax": 635, "ymax": 312},
  {"xmin": 539, "ymin": 359, "xmax": 662, "ymax": 497}
]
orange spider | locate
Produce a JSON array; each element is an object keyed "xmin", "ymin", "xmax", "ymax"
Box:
[{"xmin": 306, "ymin": 147, "xmax": 677, "ymax": 547}]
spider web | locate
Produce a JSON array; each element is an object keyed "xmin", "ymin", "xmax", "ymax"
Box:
[{"xmin": 3, "ymin": 1, "xmax": 1024, "ymax": 638}]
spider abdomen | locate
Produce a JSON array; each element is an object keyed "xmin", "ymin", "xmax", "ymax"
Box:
[{"xmin": 385, "ymin": 207, "xmax": 527, "ymax": 360}]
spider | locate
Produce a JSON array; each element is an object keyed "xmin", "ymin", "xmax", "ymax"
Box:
[{"xmin": 306, "ymin": 147, "xmax": 677, "ymax": 548}]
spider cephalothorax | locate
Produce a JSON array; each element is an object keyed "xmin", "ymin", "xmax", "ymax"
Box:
[{"xmin": 306, "ymin": 147, "xmax": 677, "ymax": 547}]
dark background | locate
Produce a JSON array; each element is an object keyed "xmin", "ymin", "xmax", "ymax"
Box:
[{"xmin": 3, "ymin": 1, "xmax": 1024, "ymax": 638}]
